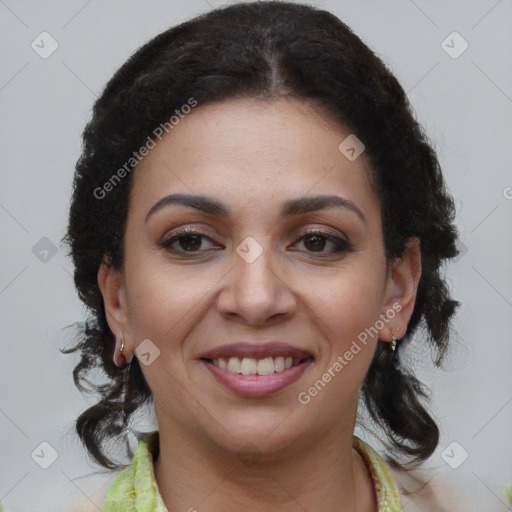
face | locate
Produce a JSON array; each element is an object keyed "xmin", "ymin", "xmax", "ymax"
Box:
[{"xmin": 99, "ymin": 97, "xmax": 420, "ymax": 458}]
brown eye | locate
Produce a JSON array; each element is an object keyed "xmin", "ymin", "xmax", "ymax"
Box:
[
  {"xmin": 293, "ymin": 230, "xmax": 352, "ymax": 255},
  {"xmin": 159, "ymin": 227, "xmax": 220, "ymax": 254},
  {"xmin": 174, "ymin": 234, "xmax": 203, "ymax": 252},
  {"xmin": 302, "ymin": 234, "xmax": 327, "ymax": 252},
  {"xmin": 158, "ymin": 227, "xmax": 352, "ymax": 258}
]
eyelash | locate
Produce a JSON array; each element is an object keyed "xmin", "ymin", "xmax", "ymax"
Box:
[{"xmin": 158, "ymin": 226, "xmax": 353, "ymax": 257}]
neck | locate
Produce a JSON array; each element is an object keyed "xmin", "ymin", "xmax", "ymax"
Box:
[{"xmin": 153, "ymin": 415, "xmax": 377, "ymax": 512}]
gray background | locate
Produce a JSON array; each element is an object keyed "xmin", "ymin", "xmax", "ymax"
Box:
[{"xmin": 1, "ymin": 0, "xmax": 511, "ymax": 511}]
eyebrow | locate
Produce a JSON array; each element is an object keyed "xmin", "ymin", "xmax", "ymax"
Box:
[{"xmin": 145, "ymin": 193, "xmax": 367, "ymax": 225}]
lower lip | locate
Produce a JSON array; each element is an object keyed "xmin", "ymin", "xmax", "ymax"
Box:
[{"xmin": 202, "ymin": 358, "xmax": 313, "ymax": 398}]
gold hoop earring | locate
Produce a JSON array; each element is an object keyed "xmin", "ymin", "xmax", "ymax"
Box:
[
  {"xmin": 119, "ymin": 333, "xmax": 132, "ymax": 422},
  {"xmin": 389, "ymin": 327, "xmax": 400, "ymax": 352},
  {"xmin": 114, "ymin": 333, "xmax": 129, "ymax": 367}
]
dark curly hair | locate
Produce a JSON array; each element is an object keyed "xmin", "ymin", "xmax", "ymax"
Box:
[{"xmin": 60, "ymin": 0, "xmax": 461, "ymax": 472}]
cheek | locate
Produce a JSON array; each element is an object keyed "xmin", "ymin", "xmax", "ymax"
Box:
[
  {"xmin": 305, "ymin": 267, "xmax": 382, "ymax": 386},
  {"xmin": 296, "ymin": 278, "xmax": 379, "ymax": 426},
  {"xmin": 123, "ymin": 255, "xmax": 206, "ymax": 350},
  {"xmin": 311, "ymin": 266, "xmax": 382, "ymax": 342},
  {"xmin": 123, "ymin": 260, "xmax": 207, "ymax": 402}
]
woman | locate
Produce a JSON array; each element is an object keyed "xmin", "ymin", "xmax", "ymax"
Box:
[{"xmin": 61, "ymin": 2, "xmax": 460, "ymax": 510}]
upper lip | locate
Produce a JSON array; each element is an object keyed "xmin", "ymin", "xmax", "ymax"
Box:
[{"xmin": 199, "ymin": 341, "xmax": 314, "ymax": 361}]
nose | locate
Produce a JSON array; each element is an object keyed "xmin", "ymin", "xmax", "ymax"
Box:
[{"xmin": 216, "ymin": 241, "xmax": 297, "ymax": 326}]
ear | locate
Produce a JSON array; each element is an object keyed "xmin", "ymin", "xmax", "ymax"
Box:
[
  {"xmin": 97, "ymin": 256, "xmax": 133, "ymax": 365},
  {"xmin": 378, "ymin": 237, "xmax": 422, "ymax": 343}
]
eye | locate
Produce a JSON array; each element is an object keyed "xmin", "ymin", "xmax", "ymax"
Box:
[
  {"xmin": 158, "ymin": 227, "xmax": 353, "ymax": 257},
  {"xmin": 292, "ymin": 230, "xmax": 353, "ymax": 255},
  {"xmin": 158, "ymin": 226, "xmax": 220, "ymax": 254}
]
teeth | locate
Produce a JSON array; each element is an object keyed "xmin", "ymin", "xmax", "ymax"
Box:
[
  {"xmin": 257, "ymin": 357, "xmax": 275, "ymax": 375},
  {"xmin": 212, "ymin": 355, "xmax": 308, "ymax": 375},
  {"xmin": 227, "ymin": 357, "xmax": 241, "ymax": 373},
  {"xmin": 274, "ymin": 356, "xmax": 285, "ymax": 372},
  {"xmin": 240, "ymin": 357, "xmax": 257, "ymax": 375}
]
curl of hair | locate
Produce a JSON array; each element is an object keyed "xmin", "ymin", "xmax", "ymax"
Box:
[{"xmin": 60, "ymin": 0, "xmax": 461, "ymax": 471}]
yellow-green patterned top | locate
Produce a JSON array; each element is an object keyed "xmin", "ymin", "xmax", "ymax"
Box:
[{"xmin": 100, "ymin": 431, "xmax": 403, "ymax": 511}]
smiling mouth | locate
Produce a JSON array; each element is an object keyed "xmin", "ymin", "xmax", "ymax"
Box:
[{"xmin": 201, "ymin": 355, "xmax": 314, "ymax": 376}]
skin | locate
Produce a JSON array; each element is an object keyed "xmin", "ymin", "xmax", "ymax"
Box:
[{"xmin": 98, "ymin": 97, "xmax": 421, "ymax": 512}]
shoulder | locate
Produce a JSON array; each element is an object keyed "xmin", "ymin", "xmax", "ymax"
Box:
[
  {"xmin": 72, "ymin": 486, "xmax": 110, "ymax": 512},
  {"xmin": 353, "ymin": 438, "xmax": 458, "ymax": 511},
  {"xmin": 389, "ymin": 466, "xmax": 496, "ymax": 512},
  {"xmin": 389, "ymin": 467, "xmax": 449, "ymax": 511},
  {"xmin": 68, "ymin": 432, "xmax": 156, "ymax": 511},
  {"xmin": 64, "ymin": 472, "xmax": 121, "ymax": 512}
]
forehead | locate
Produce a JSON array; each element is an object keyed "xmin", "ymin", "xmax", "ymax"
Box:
[{"xmin": 129, "ymin": 97, "xmax": 380, "ymax": 225}]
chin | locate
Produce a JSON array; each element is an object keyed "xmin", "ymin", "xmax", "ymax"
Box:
[{"xmin": 198, "ymin": 409, "xmax": 313, "ymax": 461}]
